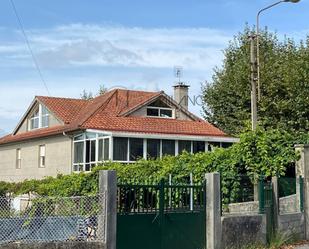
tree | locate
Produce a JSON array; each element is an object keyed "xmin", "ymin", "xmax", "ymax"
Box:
[
  {"xmin": 202, "ymin": 26, "xmax": 309, "ymax": 135},
  {"xmin": 80, "ymin": 84, "xmax": 108, "ymax": 100}
]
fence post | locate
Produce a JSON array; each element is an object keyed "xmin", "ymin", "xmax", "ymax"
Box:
[
  {"xmin": 295, "ymin": 144, "xmax": 309, "ymax": 240},
  {"xmin": 99, "ymin": 170, "xmax": 117, "ymax": 249},
  {"xmin": 271, "ymin": 176, "xmax": 279, "ymax": 232},
  {"xmin": 205, "ymin": 172, "xmax": 222, "ymax": 249},
  {"xmin": 258, "ymin": 176, "xmax": 265, "ymax": 214}
]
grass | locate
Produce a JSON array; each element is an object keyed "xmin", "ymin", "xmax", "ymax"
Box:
[{"xmin": 226, "ymin": 231, "xmax": 299, "ymax": 249}]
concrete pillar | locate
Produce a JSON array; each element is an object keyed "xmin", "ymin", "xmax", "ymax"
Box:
[
  {"xmin": 295, "ymin": 145, "xmax": 309, "ymax": 239},
  {"xmin": 272, "ymin": 176, "xmax": 279, "ymax": 231},
  {"xmin": 205, "ymin": 172, "xmax": 222, "ymax": 249},
  {"xmin": 98, "ymin": 170, "xmax": 117, "ymax": 249}
]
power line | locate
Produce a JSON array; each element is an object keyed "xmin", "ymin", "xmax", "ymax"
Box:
[{"xmin": 9, "ymin": 0, "xmax": 51, "ymax": 96}]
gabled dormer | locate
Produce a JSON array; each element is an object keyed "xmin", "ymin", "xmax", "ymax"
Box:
[
  {"xmin": 28, "ymin": 103, "xmax": 50, "ymax": 131},
  {"xmin": 146, "ymin": 99, "xmax": 174, "ymax": 119},
  {"xmin": 13, "ymin": 98, "xmax": 63, "ymax": 135}
]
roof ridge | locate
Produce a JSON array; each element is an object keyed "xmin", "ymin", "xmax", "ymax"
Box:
[
  {"xmin": 76, "ymin": 89, "xmax": 118, "ymax": 128},
  {"xmin": 37, "ymin": 96, "xmax": 88, "ymax": 101},
  {"xmin": 118, "ymin": 91, "xmax": 163, "ymax": 117}
]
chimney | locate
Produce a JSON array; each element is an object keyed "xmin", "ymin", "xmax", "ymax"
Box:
[{"xmin": 173, "ymin": 83, "xmax": 190, "ymax": 110}]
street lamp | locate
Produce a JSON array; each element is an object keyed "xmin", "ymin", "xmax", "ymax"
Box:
[
  {"xmin": 251, "ymin": 0, "xmax": 300, "ymax": 131},
  {"xmin": 256, "ymin": 0, "xmax": 301, "ymax": 101}
]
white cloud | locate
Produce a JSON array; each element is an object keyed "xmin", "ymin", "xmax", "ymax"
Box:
[{"xmin": 0, "ymin": 24, "xmax": 232, "ymax": 70}]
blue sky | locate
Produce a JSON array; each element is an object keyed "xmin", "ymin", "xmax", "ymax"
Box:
[{"xmin": 0, "ymin": 0, "xmax": 308, "ymax": 135}]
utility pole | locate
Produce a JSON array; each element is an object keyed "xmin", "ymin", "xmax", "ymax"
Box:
[{"xmin": 249, "ymin": 34, "xmax": 258, "ymax": 131}]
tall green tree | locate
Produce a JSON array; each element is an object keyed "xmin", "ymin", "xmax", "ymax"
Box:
[{"xmin": 202, "ymin": 27, "xmax": 309, "ymax": 135}]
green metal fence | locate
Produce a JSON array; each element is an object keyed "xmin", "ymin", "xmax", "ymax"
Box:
[
  {"xmin": 300, "ymin": 176, "xmax": 304, "ymax": 212},
  {"xmin": 221, "ymin": 175, "xmax": 255, "ymax": 215}
]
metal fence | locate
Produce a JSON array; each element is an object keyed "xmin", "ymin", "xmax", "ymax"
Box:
[
  {"xmin": 221, "ymin": 175, "xmax": 256, "ymax": 215},
  {"xmin": 0, "ymin": 193, "xmax": 106, "ymax": 245},
  {"xmin": 117, "ymin": 181, "xmax": 206, "ymax": 214}
]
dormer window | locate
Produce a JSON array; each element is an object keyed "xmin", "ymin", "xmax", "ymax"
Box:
[
  {"xmin": 29, "ymin": 104, "xmax": 50, "ymax": 130},
  {"xmin": 146, "ymin": 99, "xmax": 173, "ymax": 118}
]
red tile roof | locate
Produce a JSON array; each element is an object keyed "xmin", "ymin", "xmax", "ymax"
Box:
[
  {"xmin": 0, "ymin": 88, "xmax": 229, "ymax": 145},
  {"xmin": 37, "ymin": 96, "xmax": 88, "ymax": 124}
]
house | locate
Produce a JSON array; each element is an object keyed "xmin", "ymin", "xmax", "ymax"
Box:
[{"xmin": 0, "ymin": 84, "xmax": 238, "ymax": 182}]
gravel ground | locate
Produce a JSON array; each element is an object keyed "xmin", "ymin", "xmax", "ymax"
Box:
[{"xmin": 282, "ymin": 242, "xmax": 309, "ymax": 249}]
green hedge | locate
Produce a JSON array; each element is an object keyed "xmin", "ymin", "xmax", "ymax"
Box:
[{"xmin": 1, "ymin": 128, "xmax": 305, "ymax": 201}]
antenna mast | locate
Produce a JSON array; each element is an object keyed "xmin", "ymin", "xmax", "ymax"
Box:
[{"xmin": 174, "ymin": 66, "xmax": 183, "ymax": 84}]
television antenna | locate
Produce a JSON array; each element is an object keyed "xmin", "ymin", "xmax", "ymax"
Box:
[{"xmin": 174, "ymin": 66, "xmax": 183, "ymax": 84}]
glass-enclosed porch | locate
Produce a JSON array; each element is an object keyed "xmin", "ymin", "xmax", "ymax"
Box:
[{"xmin": 72, "ymin": 131, "xmax": 234, "ymax": 172}]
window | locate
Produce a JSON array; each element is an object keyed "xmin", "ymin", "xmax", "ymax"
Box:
[
  {"xmin": 208, "ymin": 142, "xmax": 221, "ymax": 152},
  {"xmin": 41, "ymin": 106, "xmax": 49, "ymax": 127},
  {"xmin": 160, "ymin": 109, "xmax": 173, "ymax": 118},
  {"xmin": 129, "ymin": 138, "xmax": 144, "ymax": 161},
  {"xmin": 178, "ymin": 140, "xmax": 192, "ymax": 154},
  {"xmin": 193, "ymin": 141, "xmax": 205, "ymax": 153},
  {"xmin": 147, "ymin": 139, "xmax": 160, "ymax": 159},
  {"xmin": 146, "ymin": 107, "xmax": 173, "ymax": 118},
  {"xmin": 29, "ymin": 104, "xmax": 50, "ymax": 130},
  {"xmin": 222, "ymin": 142, "xmax": 233, "ymax": 148},
  {"xmin": 162, "ymin": 140, "xmax": 175, "ymax": 156},
  {"xmin": 73, "ymin": 132, "xmax": 100, "ymax": 172},
  {"xmin": 30, "ymin": 109, "xmax": 39, "ymax": 130},
  {"xmin": 113, "ymin": 137, "xmax": 128, "ymax": 161},
  {"xmin": 98, "ymin": 138, "xmax": 110, "ymax": 161},
  {"xmin": 39, "ymin": 145, "xmax": 46, "ymax": 168},
  {"xmin": 147, "ymin": 108, "xmax": 159, "ymax": 117},
  {"xmin": 84, "ymin": 140, "xmax": 96, "ymax": 171},
  {"xmin": 16, "ymin": 149, "xmax": 21, "ymax": 169}
]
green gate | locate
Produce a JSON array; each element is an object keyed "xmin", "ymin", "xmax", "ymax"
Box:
[{"xmin": 117, "ymin": 180, "xmax": 206, "ymax": 249}]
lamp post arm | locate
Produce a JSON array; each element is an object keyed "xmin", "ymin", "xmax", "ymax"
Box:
[{"xmin": 256, "ymin": 0, "xmax": 285, "ymax": 101}]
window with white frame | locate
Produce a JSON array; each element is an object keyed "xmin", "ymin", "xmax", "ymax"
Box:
[
  {"xmin": 146, "ymin": 99, "xmax": 173, "ymax": 118},
  {"xmin": 162, "ymin": 140, "xmax": 175, "ymax": 156},
  {"xmin": 146, "ymin": 107, "xmax": 173, "ymax": 118},
  {"xmin": 98, "ymin": 137, "xmax": 110, "ymax": 162},
  {"xmin": 147, "ymin": 139, "xmax": 160, "ymax": 159},
  {"xmin": 39, "ymin": 145, "xmax": 46, "ymax": 168},
  {"xmin": 73, "ymin": 133, "xmax": 111, "ymax": 172},
  {"xmin": 29, "ymin": 109, "xmax": 39, "ymax": 130},
  {"xmin": 16, "ymin": 148, "xmax": 21, "ymax": 169},
  {"xmin": 29, "ymin": 104, "xmax": 50, "ymax": 130},
  {"xmin": 178, "ymin": 140, "xmax": 192, "ymax": 154},
  {"xmin": 208, "ymin": 142, "xmax": 221, "ymax": 152},
  {"xmin": 129, "ymin": 138, "xmax": 144, "ymax": 161}
]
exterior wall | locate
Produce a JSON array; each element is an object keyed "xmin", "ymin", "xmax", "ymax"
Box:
[
  {"xmin": 226, "ymin": 201, "xmax": 259, "ymax": 215},
  {"xmin": 279, "ymin": 194, "xmax": 298, "ymax": 214},
  {"xmin": 278, "ymin": 213, "xmax": 305, "ymax": 240},
  {"xmin": 129, "ymin": 105, "xmax": 193, "ymax": 120},
  {"xmin": 0, "ymin": 135, "xmax": 72, "ymax": 182},
  {"xmin": 221, "ymin": 214, "xmax": 267, "ymax": 248}
]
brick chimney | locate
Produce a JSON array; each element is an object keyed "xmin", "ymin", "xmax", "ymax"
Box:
[{"xmin": 173, "ymin": 83, "xmax": 190, "ymax": 110}]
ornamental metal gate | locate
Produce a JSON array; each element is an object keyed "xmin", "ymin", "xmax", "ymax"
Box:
[{"xmin": 116, "ymin": 181, "xmax": 206, "ymax": 249}]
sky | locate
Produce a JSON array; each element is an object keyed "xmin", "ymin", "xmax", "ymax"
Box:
[{"xmin": 0, "ymin": 0, "xmax": 308, "ymax": 135}]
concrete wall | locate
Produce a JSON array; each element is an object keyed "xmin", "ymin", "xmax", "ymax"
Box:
[
  {"xmin": 0, "ymin": 135, "xmax": 72, "ymax": 182},
  {"xmin": 279, "ymin": 194, "xmax": 299, "ymax": 214},
  {"xmin": 278, "ymin": 213, "xmax": 305, "ymax": 240},
  {"xmin": 221, "ymin": 214, "xmax": 266, "ymax": 248},
  {"xmin": 226, "ymin": 201, "xmax": 259, "ymax": 215},
  {"xmin": 0, "ymin": 242, "xmax": 105, "ymax": 249}
]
